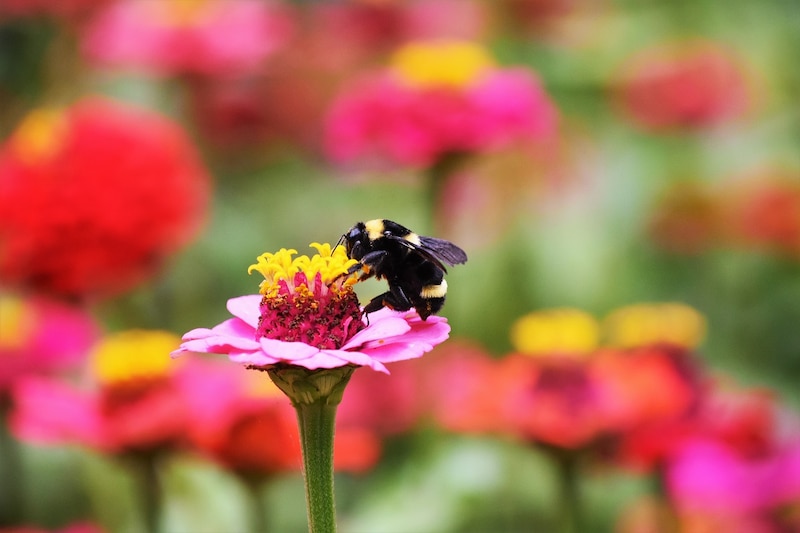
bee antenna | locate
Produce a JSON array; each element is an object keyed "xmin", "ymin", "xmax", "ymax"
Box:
[{"xmin": 334, "ymin": 233, "xmax": 346, "ymax": 251}]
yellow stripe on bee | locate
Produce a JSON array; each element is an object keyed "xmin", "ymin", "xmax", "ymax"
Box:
[
  {"xmin": 364, "ymin": 219, "xmax": 385, "ymax": 241},
  {"xmin": 421, "ymin": 280, "xmax": 447, "ymax": 298},
  {"xmin": 403, "ymin": 232, "xmax": 421, "ymax": 246}
]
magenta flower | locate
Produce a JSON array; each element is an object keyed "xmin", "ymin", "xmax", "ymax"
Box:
[
  {"xmin": 82, "ymin": 0, "xmax": 293, "ymax": 77},
  {"xmin": 11, "ymin": 330, "xmax": 192, "ymax": 454},
  {"xmin": 172, "ymin": 243, "xmax": 452, "ymax": 532},
  {"xmin": 172, "ymin": 245, "xmax": 450, "ymax": 374},
  {"xmin": 662, "ymin": 385, "xmax": 800, "ymax": 530},
  {"xmin": 324, "ymin": 40, "xmax": 558, "ymax": 169},
  {"xmin": 0, "ymin": 294, "xmax": 99, "ymax": 394}
]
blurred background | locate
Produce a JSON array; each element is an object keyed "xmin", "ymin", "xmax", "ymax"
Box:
[{"xmin": 1, "ymin": 0, "xmax": 799, "ymax": 532}]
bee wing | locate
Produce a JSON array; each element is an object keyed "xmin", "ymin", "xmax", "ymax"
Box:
[
  {"xmin": 381, "ymin": 233, "xmax": 468, "ymax": 270},
  {"xmin": 417, "ymin": 236, "xmax": 468, "ymax": 266}
]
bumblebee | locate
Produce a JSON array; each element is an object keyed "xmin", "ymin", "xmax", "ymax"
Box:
[{"xmin": 340, "ymin": 219, "xmax": 468, "ymax": 320}]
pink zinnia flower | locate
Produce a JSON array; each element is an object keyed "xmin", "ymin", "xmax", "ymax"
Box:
[
  {"xmin": 172, "ymin": 243, "xmax": 450, "ymax": 374},
  {"xmin": 324, "ymin": 40, "xmax": 558, "ymax": 169},
  {"xmin": 11, "ymin": 330, "xmax": 193, "ymax": 454},
  {"xmin": 0, "ymin": 293, "xmax": 99, "ymax": 395},
  {"xmin": 82, "ymin": 0, "xmax": 293, "ymax": 77},
  {"xmin": 172, "ymin": 242, "xmax": 452, "ymax": 531},
  {"xmin": 664, "ymin": 390, "xmax": 800, "ymax": 531}
]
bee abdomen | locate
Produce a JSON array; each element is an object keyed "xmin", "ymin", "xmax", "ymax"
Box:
[{"xmin": 420, "ymin": 280, "xmax": 447, "ymax": 299}]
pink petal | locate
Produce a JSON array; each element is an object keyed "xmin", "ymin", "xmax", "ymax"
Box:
[
  {"xmin": 10, "ymin": 378, "xmax": 107, "ymax": 449},
  {"xmin": 171, "ymin": 319, "xmax": 260, "ymax": 358},
  {"xmin": 258, "ymin": 338, "xmax": 321, "ymax": 361},
  {"xmin": 318, "ymin": 349, "xmax": 389, "ymax": 373},
  {"xmin": 226, "ymin": 294, "xmax": 263, "ymax": 329},
  {"xmin": 341, "ymin": 313, "xmax": 411, "ymax": 350},
  {"xmin": 361, "ymin": 340, "xmax": 434, "ymax": 364}
]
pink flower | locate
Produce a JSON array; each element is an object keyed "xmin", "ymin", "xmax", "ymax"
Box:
[
  {"xmin": 173, "ymin": 294, "xmax": 449, "ymax": 374},
  {"xmin": 324, "ymin": 40, "xmax": 558, "ymax": 168},
  {"xmin": 11, "ymin": 330, "xmax": 193, "ymax": 454},
  {"xmin": 0, "ymin": 294, "xmax": 99, "ymax": 394},
  {"xmin": 615, "ymin": 39, "xmax": 753, "ymax": 131},
  {"xmin": 82, "ymin": 0, "xmax": 293, "ymax": 77}
]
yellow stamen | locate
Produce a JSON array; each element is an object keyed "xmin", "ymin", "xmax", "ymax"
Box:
[
  {"xmin": 92, "ymin": 330, "xmax": 182, "ymax": 385},
  {"xmin": 603, "ymin": 303, "xmax": 706, "ymax": 349},
  {"xmin": 11, "ymin": 109, "xmax": 68, "ymax": 166},
  {"xmin": 510, "ymin": 308, "xmax": 600, "ymax": 357},
  {"xmin": 390, "ymin": 40, "xmax": 495, "ymax": 88},
  {"xmin": 0, "ymin": 296, "xmax": 36, "ymax": 350},
  {"xmin": 248, "ymin": 243, "xmax": 359, "ymax": 297}
]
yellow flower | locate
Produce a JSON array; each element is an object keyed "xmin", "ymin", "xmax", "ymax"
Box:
[
  {"xmin": 510, "ymin": 308, "xmax": 600, "ymax": 357},
  {"xmin": 92, "ymin": 330, "xmax": 182, "ymax": 385},
  {"xmin": 603, "ymin": 302, "xmax": 706, "ymax": 349},
  {"xmin": 390, "ymin": 40, "xmax": 495, "ymax": 89}
]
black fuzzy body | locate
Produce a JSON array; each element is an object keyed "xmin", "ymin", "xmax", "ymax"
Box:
[{"xmin": 342, "ymin": 219, "xmax": 466, "ymax": 320}]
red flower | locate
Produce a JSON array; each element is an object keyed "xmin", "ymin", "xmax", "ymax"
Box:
[
  {"xmin": 178, "ymin": 359, "xmax": 381, "ymax": 476},
  {"xmin": 0, "ymin": 98, "xmax": 210, "ymax": 301},
  {"xmin": 0, "ymin": 0, "xmax": 110, "ymax": 21},
  {"xmin": 337, "ymin": 358, "xmax": 426, "ymax": 436},
  {"xmin": 722, "ymin": 172, "xmax": 800, "ymax": 255},
  {"xmin": 615, "ymin": 39, "xmax": 752, "ymax": 131}
]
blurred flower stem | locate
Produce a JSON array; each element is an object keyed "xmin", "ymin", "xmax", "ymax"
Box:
[
  {"xmin": 0, "ymin": 403, "xmax": 24, "ymax": 526},
  {"xmin": 242, "ymin": 476, "xmax": 268, "ymax": 533},
  {"xmin": 268, "ymin": 366, "xmax": 356, "ymax": 533},
  {"xmin": 426, "ymin": 152, "xmax": 466, "ymax": 231},
  {"xmin": 553, "ymin": 450, "xmax": 583, "ymax": 533},
  {"xmin": 125, "ymin": 452, "xmax": 163, "ymax": 533}
]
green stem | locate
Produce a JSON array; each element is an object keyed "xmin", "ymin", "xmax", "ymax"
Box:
[
  {"xmin": 294, "ymin": 400, "xmax": 339, "ymax": 533},
  {"xmin": 242, "ymin": 475, "xmax": 268, "ymax": 533},
  {"xmin": 0, "ymin": 404, "xmax": 24, "ymax": 527},
  {"xmin": 126, "ymin": 452, "xmax": 162, "ymax": 533},
  {"xmin": 554, "ymin": 451, "xmax": 582, "ymax": 533}
]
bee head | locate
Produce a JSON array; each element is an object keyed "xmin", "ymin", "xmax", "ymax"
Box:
[{"xmin": 342, "ymin": 221, "xmax": 369, "ymax": 261}]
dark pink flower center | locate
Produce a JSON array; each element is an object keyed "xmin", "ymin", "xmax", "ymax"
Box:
[{"xmin": 254, "ymin": 273, "xmax": 365, "ymax": 350}]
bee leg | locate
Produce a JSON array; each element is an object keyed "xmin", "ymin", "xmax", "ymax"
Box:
[
  {"xmin": 363, "ymin": 293, "xmax": 391, "ymax": 315},
  {"xmin": 387, "ymin": 283, "xmax": 413, "ymax": 311}
]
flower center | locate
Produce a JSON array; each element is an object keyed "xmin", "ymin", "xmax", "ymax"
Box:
[
  {"xmin": 92, "ymin": 330, "xmax": 183, "ymax": 386},
  {"xmin": 10, "ymin": 109, "xmax": 68, "ymax": 166},
  {"xmin": 390, "ymin": 40, "xmax": 495, "ymax": 89},
  {"xmin": 603, "ymin": 303, "xmax": 706, "ymax": 349},
  {"xmin": 0, "ymin": 296, "xmax": 36, "ymax": 350},
  {"xmin": 144, "ymin": 0, "xmax": 213, "ymax": 27},
  {"xmin": 510, "ymin": 308, "xmax": 600, "ymax": 357},
  {"xmin": 248, "ymin": 243, "xmax": 364, "ymax": 350}
]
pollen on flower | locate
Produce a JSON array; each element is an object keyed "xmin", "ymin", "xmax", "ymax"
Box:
[
  {"xmin": 603, "ymin": 303, "xmax": 706, "ymax": 349},
  {"xmin": 390, "ymin": 40, "xmax": 495, "ymax": 89},
  {"xmin": 10, "ymin": 109, "xmax": 68, "ymax": 166},
  {"xmin": 92, "ymin": 330, "xmax": 183, "ymax": 385},
  {"xmin": 510, "ymin": 308, "xmax": 600, "ymax": 357},
  {"xmin": 248, "ymin": 243, "xmax": 365, "ymax": 352},
  {"xmin": 248, "ymin": 243, "xmax": 359, "ymax": 297}
]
